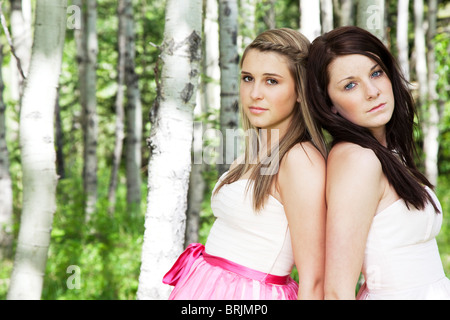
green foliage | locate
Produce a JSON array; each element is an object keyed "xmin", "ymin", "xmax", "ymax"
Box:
[
  {"xmin": 0, "ymin": 158, "xmax": 146, "ymax": 300},
  {"xmin": 437, "ymin": 176, "xmax": 450, "ymax": 274}
]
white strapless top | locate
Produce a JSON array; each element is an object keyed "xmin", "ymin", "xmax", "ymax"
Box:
[
  {"xmin": 205, "ymin": 171, "xmax": 294, "ymax": 276},
  {"xmin": 358, "ymin": 187, "xmax": 450, "ymax": 299}
]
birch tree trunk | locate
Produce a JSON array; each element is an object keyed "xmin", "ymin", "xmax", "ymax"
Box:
[
  {"xmin": 0, "ymin": 43, "xmax": 13, "ymax": 259},
  {"xmin": 423, "ymin": 0, "xmax": 439, "ymax": 185},
  {"xmin": 414, "ymin": 0, "xmax": 428, "ymax": 103},
  {"xmin": 137, "ymin": 0, "xmax": 203, "ymax": 300},
  {"xmin": 185, "ymin": 0, "xmax": 221, "ymax": 246},
  {"xmin": 262, "ymin": 0, "xmax": 276, "ymax": 30},
  {"xmin": 7, "ymin": 0, "xmax": 67, "ymax": 300},
  {"xmin": 83, "ymin": 0, "xmax": 98, "ymax": 220},
  {"xmin": 397, "ymin": 0, "xmax": 410, "ymax": 81},
  {"xmin": 320, "ymin": 0, "xmax": 334, "ymax": 33},
  {"xmin": 9, "ymin": 0, "xmax": 32, "ymax": 100},
  {"xmin": 356, "ymin": 0, "xmax": 385, "ymax": 42},
  {"xmin": 300, "ymin": 0, "xmax": 321, "ymax": 41},
  {"xmin": 333, "ymin": 0, "xmax": 354, "ymax": 26},
  {"xmin": 239, "ymin": 0, "xmax": 256, "ymax": 52},
  {"xmin": 108, "ymin": 0, "xmax": 127, "ymax": 214},
  {"xmin": 218, "ymin": 0, "xmax": 239, "ymax": 176},
  {"xmin": 124, "ymin": 0, "xmax": 142, "ymax": 213}
]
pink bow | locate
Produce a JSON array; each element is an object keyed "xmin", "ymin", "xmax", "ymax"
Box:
[{"xmin": 162, "ymin": 243, "xmax": 205, "ymax": 286}]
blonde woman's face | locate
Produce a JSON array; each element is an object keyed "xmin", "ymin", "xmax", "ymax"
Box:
[{"xmin": 240, "ymin": 49, "xmax": 299, "ymax": 137}]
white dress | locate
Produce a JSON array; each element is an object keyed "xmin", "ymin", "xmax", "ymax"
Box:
[
  {"xmin": 357, "ymin": 187, "xmax": 450, "ymax": 299},
  {"xmin": 165, "ymin": 171, "xmax": 298, "ymax": 299},
  {"xmin": 205, "ymin": 173, "xmax": 295, "ymax": 277}
]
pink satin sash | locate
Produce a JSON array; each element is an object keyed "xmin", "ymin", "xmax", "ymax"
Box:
[
  {"xmin": 163, "ymin": 243, "xmax": 290, "ymax": 286},
  {"xmin": 163, "ymin": 243, "xmax": 205, "ymax": 286}
]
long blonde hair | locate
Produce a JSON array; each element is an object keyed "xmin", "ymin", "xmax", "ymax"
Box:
[{"xmin": 214, "ymin": 28, "xmax": 326, "ymax": 211}]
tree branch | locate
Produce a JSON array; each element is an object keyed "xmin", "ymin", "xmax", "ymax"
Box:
[{"xmin": 0, "ymin": 1, "xmax": 26, "ymax": 80}]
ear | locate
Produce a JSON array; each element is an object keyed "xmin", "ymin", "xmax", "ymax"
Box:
[{"xmin": 331, "ymin": 105, "xmax": 338, "ymax": 114}]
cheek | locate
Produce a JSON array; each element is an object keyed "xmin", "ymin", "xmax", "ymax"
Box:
[{"xmin": 331, "ymin": 98, "xmax": 360, "ymax": 120}]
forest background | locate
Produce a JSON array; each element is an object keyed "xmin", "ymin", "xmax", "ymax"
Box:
[{"xmin": 0, "ymin": 0, "xmax": 449, "ymax": 300}]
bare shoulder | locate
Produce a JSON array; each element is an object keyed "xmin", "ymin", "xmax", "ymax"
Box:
[
  {"xmin": 277, "ymin": 141, "xmax": 326, "ymax": 190},
  {"xmin": 281, "ymin": 141, "xmax": 326, "ymax": 172},
  {"xmin": 327, "ymin": 142, "xmax": 384, "ymax": 194},
  {"xmin": 328, "ymin": 142, "xmax": 381, "ymax": 172}
]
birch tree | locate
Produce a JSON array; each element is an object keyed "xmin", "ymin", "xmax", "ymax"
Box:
[
  {"xmin": 333, "ymin": 0, "xmax": 354, "ymax": 26},
  {"xmin": 0, "ymin": 43, "xmax": 13, "ymax": 259},
  {"xmin": 83, "ymin": 0, "xmax": 98, "ymax": 220},
  {"xmin": 9, "ymin": 0, "xmax": 32, "ymax": 100},
  {"xmin": 262, "ymin": 0, "xmax": 276, "ymax": 30},
  {"xmin": 124, "ymin": 0, "xmax": 142, "ymax": 213},
  {"xmin": 137, "ymin": 0, "xmax": 203, "ymax": 300},
  {"xmin": 108, "ymin": 0, "xmax": 127, "ymax": 214},
  {"xmin": 320, "ymin": 0, "xmax": 334, "ymax": 33},
  {"xmin": 239, "ymin": 0, "xmax": 256, "ymax": 52},
  {"xmin": 7, "ymin": 0, "xmax": 67, "ymax": 300},
  {"xmin": 356, "ymin": 0, "xmax": 385, "ymax": 42},
  {"xmin": 300, "ymin": 0, "xmax": 321, "ymax": 41},
  {"xmin": 185, "ymin": 0, "xmax": 221, "ymax": 246},
  {"xmin": 397, "ymin": 0, "xmax": 410, "ymax": 81},
  {"xmin": 218, "ymin": 0, "xmax": 239, "ymax": 176},
  {"xmin": 423, "ymin": 0, "xmax": 439, "ymax": 185}
]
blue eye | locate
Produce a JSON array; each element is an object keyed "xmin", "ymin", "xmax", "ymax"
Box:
[
  {"xmin": 372, "ymin": 70, "xmax": 383, "ymax": 78},
  {"xmin": 344, "ymin": 82, "xmax": 356, "ymax": 90}
]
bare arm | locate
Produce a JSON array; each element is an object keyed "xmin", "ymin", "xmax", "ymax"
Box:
[
  {"xmin": 277, "ymin": 142, "xmax": 327, "ymax": 300},
  {"xmin": 324, "ymin": 143, "xmax": 384, "ymax": 299}
]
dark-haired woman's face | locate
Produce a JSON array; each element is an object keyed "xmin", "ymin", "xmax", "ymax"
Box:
[{"xmin": 327, "ymin": 54, "xmax": 394, "ymax": 144}]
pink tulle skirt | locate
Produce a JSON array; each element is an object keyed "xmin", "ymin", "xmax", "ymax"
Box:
[{"xmin": 163, "ymin": 243, "xmax": 299, "ymax": 300}]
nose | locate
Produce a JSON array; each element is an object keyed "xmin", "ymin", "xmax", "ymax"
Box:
[
  {"xmin": 250, "ymin": 83, "xmax": 263, "ymax": 100},
  {"xmin": 366, "ymin": 81, "xmax": 380, "ymax": 100}
]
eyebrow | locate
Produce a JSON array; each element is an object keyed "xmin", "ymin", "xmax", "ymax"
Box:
[
  {"xmin": 241, "ymin": 71, "xmax": 284, "ymax": 78},
  {"xmin": 337, "ymin": 63, "xmax": 379, "ymax": 84}
]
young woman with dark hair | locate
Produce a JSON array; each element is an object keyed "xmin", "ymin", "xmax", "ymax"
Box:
[{"xmin": 307, "ymin": 26, "xmax": 450, "ymax": 299}]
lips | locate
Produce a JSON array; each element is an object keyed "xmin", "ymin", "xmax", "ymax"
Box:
[
  {"xmin": 368, "ymin": 103, "xmax": 386, "ymax": 113},
  {"xmin": 249, "ymin": 106, "xmax": 268, "ymax": 114}
]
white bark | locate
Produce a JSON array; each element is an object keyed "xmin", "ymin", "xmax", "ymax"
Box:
[
  {"xmin": 397, "ymin": 0, "xmax": 410, "ymax": 81},
  {"xmin": 108, "ymin": 0, "xmax": 127, "ymax": 214},
  {"xmin": 320, "ymin": 0, "xmax": 334, "ymax": 33},
  {"xmin": 7, "ymin": 0, "xmax": 67, "ymax": 300},
  {"xmin": 202, "ymin": 0, "xmax": 221, "ymax": 112},
  {"xmin": 83, "ymin": 0, "xmax": 98, "ymax": 220},
  {"xmin": 414, "ymin": 0, "xmax": 428, "ymax": 105},
  {"xmin": 9, "ymin": 0, "xmax": 32, "ymax": 100},
  {"xmin": 239, "ymin": 0, "xmax": 256, "ymax": 52},
  {"xmin": 333, "ymin": 0, "xmax": 354, "ymax": 26},
  {"xmin": 185, "ymin": 0, "xmax": 221, "ymax": 245},
  {"xmin": 262, "ymin": 0, "xmax": 276, "ymax": 30},
  {"xmin": 218, "ymin": 0, "xmax": 239, "ymax": 175},
  {"xmin": 137, "ymin": 0, "xmax": 203, "ymax": 300},
  {"xmin": 356, "ymin": 0, "xmax": 385, "ymax": 42},
  {"xmin": 125, "ymin": 0, "xmax": 142, "ymax": 212},
  {"xmin": 423, "ymin": 0, "xmax": 439, "ymax": 185},
  {"xmin": 0, "ymin": 43, "xmax": 13, "ymax": 259},
  {"xmin": 300, "ymin": 0, "xmax": 321, "ymax": 41}
]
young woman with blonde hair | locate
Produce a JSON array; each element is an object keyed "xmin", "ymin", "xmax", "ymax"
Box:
[{"xmin": 163, "ymin": 28, "xmax": 327, "ymax": 300}]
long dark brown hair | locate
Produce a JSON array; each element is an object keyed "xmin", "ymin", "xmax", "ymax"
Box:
[
  {"xmin": 214, "ymin": 28, "xmax": 327, "ymax": 211},
  {"xmin": 306, "ymin": 26, "xmax": 439, "ymax": 213}
]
